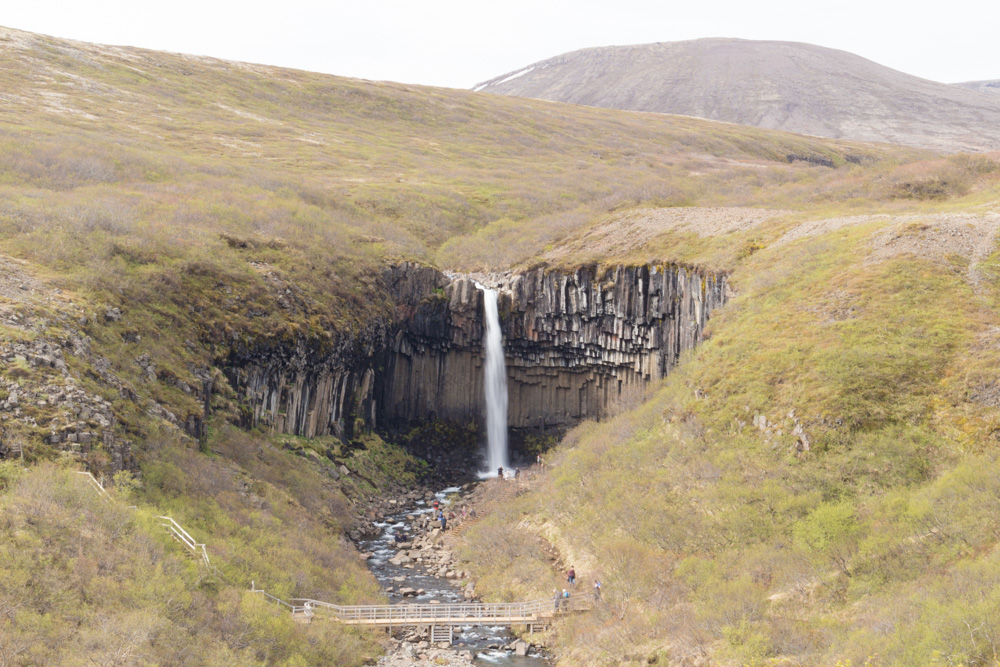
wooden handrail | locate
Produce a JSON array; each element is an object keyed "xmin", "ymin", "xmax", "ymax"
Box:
[
  {"xmin": 75, "ymin": 471, "xmax": 112, "ymax": 502},
  {"xmin": 157, "ymin": 515, "xmax": 211, "ymax": 566},
  {"xmin": 252, "ymin": 590, "xmax": 312, "ymax": 616}
]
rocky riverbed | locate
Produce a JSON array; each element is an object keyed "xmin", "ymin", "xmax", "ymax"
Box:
[{"xmin": 362, "ymin": 484, "xmax": 551, "ymax": 665}]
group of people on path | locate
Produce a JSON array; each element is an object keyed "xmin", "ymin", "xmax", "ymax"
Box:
[
  {"xmin": 496, "ymin": 465, "xmax": 520, "ymax": 480},
  {"xmin": 496, "ymin": 454, "xmax": 547, "ymax": 481},
  {"xmin": 432, "ymin": 499, "xmax": 457, "ymax": 531},
  {"xmin": 554, "ymin": 565, "xmax": 602, "ymax": 611}
]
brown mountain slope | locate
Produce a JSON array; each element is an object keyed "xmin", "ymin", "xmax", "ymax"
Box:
[{"xmin": 474, "ymin": 38, "xmax": 1000, "ymax": 153}]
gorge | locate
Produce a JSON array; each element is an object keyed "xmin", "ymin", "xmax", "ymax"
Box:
[{"xmin": 225, "ymin": 262, "xmax": 729, "ymax": 456}]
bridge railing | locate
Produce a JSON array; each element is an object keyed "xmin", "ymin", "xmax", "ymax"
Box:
[
  {"xmin": 252, "ymin": 589, "xmax": 313, "ymax": 617},
  {"xmin": 292, "ymin": 592, "xmax": 596, "ymax": 623}
]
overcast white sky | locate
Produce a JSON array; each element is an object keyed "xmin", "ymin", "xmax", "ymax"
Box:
[{"xmin": 3, "ymin": 1, "xmax": 998, "ymax": 88}]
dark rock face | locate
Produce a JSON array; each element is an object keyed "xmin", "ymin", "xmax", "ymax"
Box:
[
  {"xmin": 224, "ymin": 262, "xmax": 727, "ymax": 439},
  {"xmin": 379, "ymin": 264, "xmax": 727, "ymax": 430},
  {"xmin": 223, "ymin": 322, "xmax": 390, "ymax": 439},
  {"xmin": 222, "ymin": 263, "xmax": 446, "ymax": 439}
]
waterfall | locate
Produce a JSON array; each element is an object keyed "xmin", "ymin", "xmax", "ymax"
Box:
[{"xmin": 476, "ymin": 283, "xmax": 509, "ymax": 476}]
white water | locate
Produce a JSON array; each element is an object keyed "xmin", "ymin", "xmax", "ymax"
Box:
[{"xmin": 477, "ymin": 284, "xmax": 509, "ymax": 475}]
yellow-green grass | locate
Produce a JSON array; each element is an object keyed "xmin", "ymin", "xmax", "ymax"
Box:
[
  {"xmin": 4, "ymin": 26, "xmax": 1000, "ymax": 667},
  {"xmin": 456, "ymin": 217, "xmax": 1000, "ymax": 665},
  {"xmin": 0, "ymin": 452, "xmax": 383, "ymax": 666},
  {"xmin": 2, "ymin": 28, "xmax": 984, "ymax": 459}
]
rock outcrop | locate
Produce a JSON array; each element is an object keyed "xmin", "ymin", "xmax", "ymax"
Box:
[
  {"xmin": 224, "ymin": 322, "xmax": 390, "ymax": 439},
  {"xmin": 379, "ymin": 264, "xmax": 727, "ymax": 429},
  {"xmin": 225, "ymin": 262, "xmax": 727, "ymax": 439}
]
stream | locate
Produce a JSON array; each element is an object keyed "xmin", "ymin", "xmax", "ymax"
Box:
[{"xmin": 360, "ymin": 485, "xmax": 553, "ymax": 665}]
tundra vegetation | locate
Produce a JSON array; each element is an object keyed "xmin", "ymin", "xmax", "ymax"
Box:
[
  {"xmin": 2, "ymin": 26, "xmax": 1000, "ymax": 666},
  {"xmin": 458, "ymin": 213, "xmax": 1000, "ymax": 665}
]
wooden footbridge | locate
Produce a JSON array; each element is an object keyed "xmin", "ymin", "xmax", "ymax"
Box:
[
  {"xmin": 288, "ymin": 593, "xmax": 593, "ymax": 628},
  {"xmin": 248, "ymin": 590, "xmax": 595, "ymax": 640}
]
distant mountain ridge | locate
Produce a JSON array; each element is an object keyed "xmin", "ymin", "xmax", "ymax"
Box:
[
  {"xmin": 954, "ymin": 80, "xmax": 1000, "ymax": 96},
  {"xmin": 474, "ymin": 39, "xmax": 1000, "ymax": 152}
]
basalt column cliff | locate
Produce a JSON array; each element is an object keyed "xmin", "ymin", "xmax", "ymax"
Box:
[
  {"xmin": 225, "ymin": 263, "xmax": 727, "ymax": 439},
  {"xmin": 378, "ymin": 263, "xmax": 728, "ymax": 430}
]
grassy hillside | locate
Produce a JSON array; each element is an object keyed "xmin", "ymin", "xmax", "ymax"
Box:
[
  {"xmin": 3, "ymin": 25, "xmax": 1000, "ymax": 667},
  {"xmin": 0, "ymin": 25, "xmax": 962, "ymax": 461},
  {"xmin": 0, "ymin": 429, "xmax": 400, "ymax": 666},
  {"xmin": 457, "ymin": 205, "xmax": 1000, "ymax": 665}
]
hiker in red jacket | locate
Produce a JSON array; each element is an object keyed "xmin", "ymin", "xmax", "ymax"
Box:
[{"xmin": 567, "ymin": 566, "xmax": 576, "ymax": 586}]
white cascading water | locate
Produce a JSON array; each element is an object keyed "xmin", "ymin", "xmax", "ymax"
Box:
[{"xmin": 476, "ymin": 283, "xmax": 509, "ymax": 476}]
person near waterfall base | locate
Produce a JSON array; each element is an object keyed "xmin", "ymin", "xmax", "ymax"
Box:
[{"xmin": 497, "ymin": 465, "xmax": 504, "ymax": 479}]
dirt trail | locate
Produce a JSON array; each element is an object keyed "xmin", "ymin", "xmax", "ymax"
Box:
[
  {"xmin": 542, "ymin": 207, "xmax": 791, "ymax": 262},
  {"xmin": 452, "ymin": 469, "xmax": 599, "ymax": 592},
  {"xmin": 774, "ymin": 210, "xmax": 1000, "ymax": 291}
]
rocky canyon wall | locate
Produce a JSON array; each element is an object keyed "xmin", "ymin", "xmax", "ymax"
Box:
[
  {"xmin": 379, "ymin": 263, "xmax": 728, "ymax": 430},
  {"xmin": 224, "ymin": 262, "xmax": 727, "ymax": 438}
]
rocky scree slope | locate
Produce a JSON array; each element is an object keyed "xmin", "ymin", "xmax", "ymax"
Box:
[{"xmin": 474, "ymin": 38, "xmax": 1000, "ymax": 152}]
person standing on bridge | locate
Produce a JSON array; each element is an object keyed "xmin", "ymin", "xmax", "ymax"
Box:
[
  {"xmin": 567, "ymin": 566, "xmax": 576, "ymax": 586},
  {"xmin": 561, "ymin": 588, "xmax": 570, "ymax": 611},
  {"xmin": 593, "ymin": 579, "xmax": 602, "ymax": 601}
]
